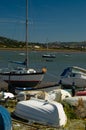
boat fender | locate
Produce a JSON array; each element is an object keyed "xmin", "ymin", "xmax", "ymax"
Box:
[{"xmin": 42, "ymin": 67, "xmax": 47, "ymax": 73}]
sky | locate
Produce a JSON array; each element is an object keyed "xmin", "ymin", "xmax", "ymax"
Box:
[{"xmin": 0, "ymin": 0, "xmax": 86, "ymax": 43}]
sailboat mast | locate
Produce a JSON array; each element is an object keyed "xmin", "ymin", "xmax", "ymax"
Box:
[{"xmin": 26, "ymin": 0, "xmax": 28, "ymax": 68}]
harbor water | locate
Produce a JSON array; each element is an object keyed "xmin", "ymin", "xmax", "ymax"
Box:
[
  {"xmin": 0, "ymin": 50, "xmax": 86, "ymax": 83},
  {"xmin": 0, "ymin": 50, "xmax": 86, "ymax": 130}
]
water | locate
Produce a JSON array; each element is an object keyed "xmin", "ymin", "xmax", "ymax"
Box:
[
  {"xmin": 1, "ymin": 50, "xmax": 85, "ymax": 130},
  {"xmin": 0, "ymin": 50, "xmax": 86, "ymax": 82}
]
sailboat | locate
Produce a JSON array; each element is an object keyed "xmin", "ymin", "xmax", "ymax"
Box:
[{"xmin": 0, "ymin": 0, "xmax": 46, "ymax": 92}]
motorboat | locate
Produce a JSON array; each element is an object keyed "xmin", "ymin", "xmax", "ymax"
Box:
[
  {"xmin": 42, "ymin": 54, "xmax": 56, "ymax": 58},
  {"xmin": 14, "ymin": 98, "xmax": 67, "ymax": 127},
  {"xmin": 59, "ymin": 66, "xmax": 86, "ymax": 88}
]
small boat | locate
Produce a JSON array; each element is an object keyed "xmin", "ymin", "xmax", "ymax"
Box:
[
  {"xmin": 0, "ymin": 0, "xmax": 46, "ymax": 92},
  {"xmin": 45, "ymin": 89, "xmax": 71, "ymax": 102},
  {"xmin": 42, "ymin": 40, "xmax": 56, "ymax": 58},
  {"xmin": 63, "ymin": 96, "xmax": 86, "ymax": 118},
  {"xmin": 0, "ymin": 105, "xmax": 12, "ymax": 130},
  {"xmin": 63, "ymin": 96, "xmax": 86, "ymax": 107},
  {"xmin": 0, "ymin": 91, "xmax": 14, "ymax": 99},
  {"xmin": 16, "ymin": 89, "xmax": 71, "ymax": 102},
  {"xmin": 14, "ymin": 98, "xmax": 67, "ymax": 127},
  {"xmin": 3, "ymin": 92, "xmax": 14, "ymax": 99},
  {"xmin": 42, "ymin": 54, "xmax": 56, "ymax": 58},
  {"xmin": 59, "ymin": 66, "xmax": 86, "ymax": 88},
  {"xmin": 16, "ymin": 90, "xmax": 47, "ymax": 101},
  {"xmin": 76, "ymin": 90, "xmax": 86, "ymax": 96}
]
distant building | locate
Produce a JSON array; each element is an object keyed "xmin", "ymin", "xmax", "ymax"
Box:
[{"xmin": 34, "ymin": 45, "xmax": 40, "ymax": 49}]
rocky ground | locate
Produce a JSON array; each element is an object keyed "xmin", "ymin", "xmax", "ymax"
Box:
[{"xmin": 12, "ymin": 118, "xmax": 86, "ymax": 130}]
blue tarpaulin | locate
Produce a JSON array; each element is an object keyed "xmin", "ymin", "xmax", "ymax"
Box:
[{"xmin": 0, "ymin": 105, "xmax": 12, "ymax": 130}]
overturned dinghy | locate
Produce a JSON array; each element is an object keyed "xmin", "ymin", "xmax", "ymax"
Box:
[
  {"xmin": 63, "ymin": 96, "xmax": 86, "ymax": 118},
  {"xmin": 45, "ymin": 89, "xmax": 71, "ymax": 102},
  {"xmin": 63, "ymin": 96, "xmax": 86, "ymax": 107},
  {"xmin": 16, "ymin": 90, "xmax": 47, "ymax": 101},
  {"xmin": 14, "ymin": 98, "xmax": 67, "ymax": 127}
]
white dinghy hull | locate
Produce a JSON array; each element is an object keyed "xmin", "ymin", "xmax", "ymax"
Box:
[{"xmin": 14, "ymin": 98, "xmax": 67, "ymax": 127}]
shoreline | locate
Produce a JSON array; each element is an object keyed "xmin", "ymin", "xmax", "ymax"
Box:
[{"xmin": 0, "ymin": 47, "xmax": 86, "ymax": 53}]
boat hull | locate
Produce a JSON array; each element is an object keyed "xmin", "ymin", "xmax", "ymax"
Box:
[
  {"xmin": 61, "ymin": 77, "xmax": 86, "ymax": 88},
  {"xmin": 42, "ymin": 55, "xmax": 56, "ymax": 58},
  {"xmin": 0, "ymin": 72, "xmax": 44, "ymax": 88},
  {"xmin": 76, "ymin": 90, "xmax": 86, "ymax": 96},
  {"xmin": 14, "ymin": 98, "xmax": 67, "ymax": 127},
  {"xmin": 63, "ymin": 96, "xmax": 86, "ymax": 107},
  {"xmin": 60, "ymin": 66, "xmax": 86, "ymax": 88},
  {"xmin": 63, "ymin": 96, "xmax": 86, "ymax": 118}
]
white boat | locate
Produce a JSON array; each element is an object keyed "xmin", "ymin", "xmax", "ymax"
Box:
[
  {"xmin": 0, "ymin": 0, "xmax": 46, "ymax": 92},
  {"xmin": 16, "ymin": 89, "xmax": 71, "ymax": 101},
  {"xmin": 45, "ymin": 89, "xmax": 71, "ymax": 102},
  {"xmin": 42, "ymin": 41, "xmax": 56, "ymax": 58},
  {"xmin": 59, "ymin": 66, "xmax": 86, "ymax": 88},
  {"xmin": 3, "ymin": 92, "xmax": 14, "ymax": 99},
  {"xmin": 42, "ymin": 54, "xmax": 56, "ymax": 58},
  {"xmin": 63, "ymin": 96, "xmax": 86, "ymax": 107},
  {"xmin": 14, "ymin": 98, "xmax": 67, "ymax": 127},
  {"xmin": 63, "ymin": 96, "xmax": 86, "ymax": 118},
  {"xmin": 16, "ymin": 90, "xmax": 47, "ymax": 101}
]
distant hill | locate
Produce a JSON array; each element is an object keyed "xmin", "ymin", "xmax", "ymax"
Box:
[
  {"xmin": 0, "ymin": 36, "xmax": 25, "ymax": 48},
  {"xmin": 0, "ymin": 36, "xmax": 86, "ymax": 51}
]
